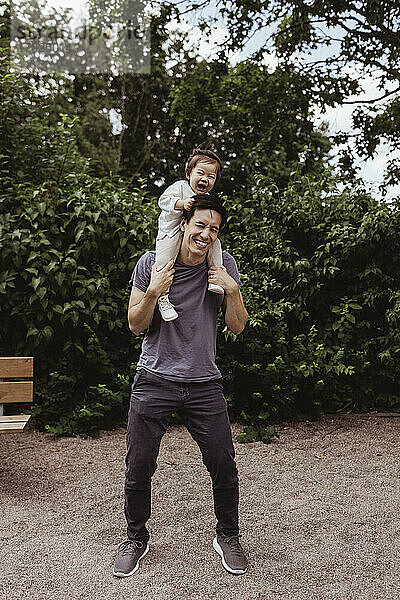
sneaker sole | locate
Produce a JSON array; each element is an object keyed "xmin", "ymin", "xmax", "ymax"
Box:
[
  {"xmin": 208, "ymin": 284, "xmax": 225, "ymax": 295},
  {"xmin": 213, "ymin": 537, "xmax": 247, "ymax": 575},
  {"xmin": 161, "ymin": 313, "xmax": 178, "ymax": 321},
  {"xmin": 112, "ymin": 543, "xmax": 149, "ymax": 578}
]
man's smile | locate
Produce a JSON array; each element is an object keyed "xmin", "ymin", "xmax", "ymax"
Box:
[{"xmin": 193, "ymin": 238, "xmax": 208, "ymax": 249}]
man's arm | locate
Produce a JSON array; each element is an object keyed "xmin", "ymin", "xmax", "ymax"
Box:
[
  {"xmin": 128, "ymin": 260, "xmax": 175, "ymax": 334},
  {"xmin": 208, "ymin": 266, "xmax": 248, "ymax": 335}
]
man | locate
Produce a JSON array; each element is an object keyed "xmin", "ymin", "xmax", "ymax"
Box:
[{"xmin": 113, "ymin": 194, "xmax": 248, "ymax": 577}]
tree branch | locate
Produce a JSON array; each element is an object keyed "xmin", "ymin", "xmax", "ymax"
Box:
[
  {"xmin": 115, "ymin": 75, "xmax": 126, "ymax": 173},
  {"xmin": 342, "ymin": 85, "xmax": 400, "ymax": 105},
  {"xmin": 335, "ymin": 15, "xmax": 400, "ymax": 47},
  {"xmin": 364, "ymin": 58, "xmax": 400, "ymax": 80},
  {"xmin": 179, "ymin": 0, "xmax": 211, "ymax": 17}
]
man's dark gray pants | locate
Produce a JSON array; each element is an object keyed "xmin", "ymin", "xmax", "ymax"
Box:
[{"xmin": 124, "ymin": 369, "xmax": 239, "ymax": 542}]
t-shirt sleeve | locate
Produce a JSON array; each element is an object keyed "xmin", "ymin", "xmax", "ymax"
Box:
[
  {"xmin": 222, "ymin": 252, "xmax": 242, "ymax": 288},
  {"xmin": 128, "ymin": 252, "xmax": 155, "ymax": 292}
]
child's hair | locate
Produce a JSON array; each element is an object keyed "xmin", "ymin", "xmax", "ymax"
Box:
[{"xmin": 185, "ymin": 147, "xmax": 222, "ymax": 181}]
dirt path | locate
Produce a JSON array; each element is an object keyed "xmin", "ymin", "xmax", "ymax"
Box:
[{"xmin": 1, "ymin": 414, "xmax": 399, "ymax": 600}]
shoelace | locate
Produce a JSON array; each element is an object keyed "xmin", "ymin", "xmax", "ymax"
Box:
[
  {"xmin": 118, "ymin": 540, "xmax": 145, "ymax": 555},
  {"xmin": 221, "ymin": 535, "xmax": 244, "ymax": 556},
  {"xmin": 158, "ymin": 296, "xmax": 172, "ymax": 309}
]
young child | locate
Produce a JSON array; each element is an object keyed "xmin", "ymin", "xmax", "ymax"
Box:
[{"xmin": 156, "ymin": 147, "xmax": 224, "ymax": 321}]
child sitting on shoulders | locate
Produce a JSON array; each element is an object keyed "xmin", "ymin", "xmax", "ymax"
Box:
[{"xmin": 156, "ymin": 147, "xmax": 224, "ymax": 321}]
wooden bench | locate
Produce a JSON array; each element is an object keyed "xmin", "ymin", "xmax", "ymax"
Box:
[{"xmin": 0, "ymin": 357, "xmax": 33, "ymax": 434}]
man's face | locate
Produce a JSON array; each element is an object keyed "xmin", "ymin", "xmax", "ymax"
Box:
[
  {"xmin": 186, "ymin": 160, "xmax": 218, "ymax": 194},
  {"xmin": 181, "ymin": 208, "xmax": 222, "ymax": 260}
]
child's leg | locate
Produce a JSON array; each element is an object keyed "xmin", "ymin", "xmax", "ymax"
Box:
[
  {"xmin": 156, "ymin": 234, "xmax": 182, "ymax": 271},
  {"xmin": 207, "ymin": 238, "xmax": 224, "ymax": 294},
  {"xmin": 207, "ymin": 237, "xmax": 223, "ymax": 268},
  {"xmin": 155, "ymin": 234, "xmax": 182, "ymax": 321}
]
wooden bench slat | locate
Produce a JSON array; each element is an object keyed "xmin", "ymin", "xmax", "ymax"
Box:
[
  {"xmin": 0, "ymin": 415, "xmax": 31, "ymax": 423},
  {"xmin": 0, "ymin": 357, "xmax": 34, "ymax": 434},
  {"xmin": 0, "ymin": 416, "xmax": 31, "ymax": 434},
  {"xmin": 0, "ymin": 357, "xmax": 33, "ymax": 378},
  {"xmin": 0, "ymin": 381, "xmax": 33, "ymax": 403}
]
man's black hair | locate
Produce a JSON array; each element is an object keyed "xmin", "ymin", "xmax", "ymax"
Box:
[{"xmin": 182, "ymin": 194, "xmax": 227, "ymax": 229}]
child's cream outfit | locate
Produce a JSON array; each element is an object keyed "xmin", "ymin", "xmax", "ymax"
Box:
[
  {"xmin": 156, "ymin": 179, "xmax": 223, "ymax": 279},
  {"xmin": 155, "ymin": 180, "xmax": 224, "ymax": 320}
]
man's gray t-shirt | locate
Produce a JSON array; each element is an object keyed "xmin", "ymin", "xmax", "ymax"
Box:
[{"xmin": 129, "ymin": 251, "xmax": 241, "ymax": 382}]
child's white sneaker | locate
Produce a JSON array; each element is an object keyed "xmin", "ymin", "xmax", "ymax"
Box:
[
  {"xmin": 208, "ymin": 283, "xmax": 225, "ymax": 295},
  {"xmin": 158, "ymin": 294, "xmax": 178, "ymax": 321}
]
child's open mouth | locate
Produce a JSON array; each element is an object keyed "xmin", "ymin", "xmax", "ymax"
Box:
[{"xmin": 196, "ymin": 183, "xmax": 207, "ymax": 192}]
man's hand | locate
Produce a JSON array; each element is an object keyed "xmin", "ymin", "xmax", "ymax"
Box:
[
  {"xmin": 208, "ymin": 266, "xmax": 248, "ymax": 335},
  {"xmin": 208, "ymin": 266, "xmax": 238, "ymax": 295},
  {"xmin": 127, "ymin": 259, "xmax": 175, "ymax": 334},
  {"xmin": 148, "ymin": 260, "xmax": 175, "ymax": 298}
]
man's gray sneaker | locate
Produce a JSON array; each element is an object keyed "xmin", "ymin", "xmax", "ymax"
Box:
[
  {"xmin": 113, "ymin": 540, "xmax": 149, "ymax": 577},
  {"xmin": 213, "ymin": 534, "xmax": 248, "ymax": 575}
]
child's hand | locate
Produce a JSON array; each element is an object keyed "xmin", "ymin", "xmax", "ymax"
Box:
[{"xmin": 183, "ymin": 197, "xmax": 195, "ymax": 211}]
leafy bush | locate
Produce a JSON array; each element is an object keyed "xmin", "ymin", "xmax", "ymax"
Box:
[
  {"xmin": 0, "ymin": 174, "xmax": 156, "ymax": 435},
  {"xmin": 1, "ymin": 170, "xmax": 399, "ymax": 437},
  {"xmin": 219, "ymin": 171, "xmax": 400, "ymax": 432}
]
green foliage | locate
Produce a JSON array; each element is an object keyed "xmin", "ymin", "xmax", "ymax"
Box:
[
  {"xmin": 0, "ymin": 20, "xmax": 88, "ymax": 189},
  {"xmin": 169, "ymin": 59, "xmax": 331, "ymax": 195},
  {"xmin": 179, "ymin": 0, "xmax": 400, "ymax": 190},
  {"xmin": 1, "ymin": 170, "xmax": 400, "ymax": 436},
  {"xmin": 1, "ymin": 0, "xmax": 399, "ymax": 436},
  {"xmin": 0, "ymin": 71, "xmax": 88, "ymax": 189},
  {"xmin": 37, "ymin": 374, "xmax": 130, "ymax": 438},
  {"xmin": 237, "ymin": 425, "xmax": 279, "ymax": 444},
  {"xmin": 0, "ymin": 174, "xmax": 156, "ymax": 435},
  {"xmin": 0, "ymin": 2, "xmax": 332, "ymax": 195},
  {"xmin": 218, "ymin": 170, "xmax": 400, "ymax": 432}
]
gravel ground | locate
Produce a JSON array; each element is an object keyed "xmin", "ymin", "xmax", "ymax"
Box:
[{"xmin": 1, "ymin": 413, "xmax": 399, "ymax": 600}]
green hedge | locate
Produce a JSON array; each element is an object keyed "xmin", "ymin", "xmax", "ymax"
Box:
[
  {"xmin": 219, "ymin": 172, "xmax": 400, "ymax": 440},
  {"xmin": 0, "ymin": 175, "xmax": 157, "ymax": 435},
  {"xmin": 1, "ymin": 171, "xmax": 399, "ymax": 437}
]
